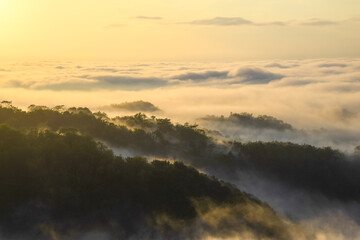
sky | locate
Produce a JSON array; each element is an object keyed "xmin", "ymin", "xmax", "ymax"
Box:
[
  {"xmin": 0, "ymin": 0, "xmax": 359, "ymax": 61},
  {"xmin": 1, "ymin": 1, "xmax": 360, "ymax": 152}
]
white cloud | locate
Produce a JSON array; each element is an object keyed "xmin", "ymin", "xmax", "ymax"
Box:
[{"xmin": 2, "ymin": 58, "xmax": 360, "ymax": 152}]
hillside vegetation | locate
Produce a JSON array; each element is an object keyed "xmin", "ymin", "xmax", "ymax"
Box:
[
  {"xmin": 1, "ymin": 104, "xmax": 359, "ymax": 203},
  {"xmin": 0, "ymin": 124, "xmax": 295, "ymax": 239}
]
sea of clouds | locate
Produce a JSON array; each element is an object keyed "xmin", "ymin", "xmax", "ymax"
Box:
[{"xmin": 1, "ymin": 58, "xmax": 360, "ymax": 152}]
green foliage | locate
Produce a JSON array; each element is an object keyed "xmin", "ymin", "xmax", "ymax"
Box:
[
  {"xmin": 1, "ymin": 104, "xmax": 359, "ymax": 203},
  {"xmin": 0, "ymin": 106, "xmax": 212, "ymax": 157},
  {"xmin": 232, "ymin": 141, "xmax": 360, "ymax": 201},
  {"xmin": 0, "ymin": 125, "xmax": 247, "ymax": 221},
  {"xmin": 0, "ymin": 124, "xmax": 295, "ymax": 239}
]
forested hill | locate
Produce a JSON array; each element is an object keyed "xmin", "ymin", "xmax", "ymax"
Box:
[
  {"xmin": 0, "ymin": 124, "xmax": 297, "ymax": 239},
  {"xmin": 0, "ymin": 104, "xmax": 210, "ymax": 157},
  {"xmin": 1, "ymin": 104, "xmax": 360, "ymax": 204},
  {"xmin": 200, "ymin": 112, "xmax": 294, "ymax": 131}
]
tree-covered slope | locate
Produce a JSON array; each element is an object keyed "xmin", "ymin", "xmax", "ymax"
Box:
[
  {"xmin": 200, "ymin": 112, "xmax": 294, "ymax": 131},
  {"xmin": 0, "ymin": 125, "xmax": 298, "ymax": 239},
  {"xmin": 1, "ymin": 104, "xmax": 360, "ymax": 204},
  {"xmin": 0, "ymin": 105, "xmax": 210, "ymax": 157}
]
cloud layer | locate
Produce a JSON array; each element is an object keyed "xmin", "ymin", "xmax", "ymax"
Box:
[
  {"xmin": 173, "ymin": 71, "xmax": 229, "ymax": 81},
  {"xmin": 232, "ymin": 68, "xmax": 285, "ymax": 84},
  {"xmin": 1, "ymin": 58, "xmax": 360, "ymax": 152},
  {"xmin": 3, "ymin": 66, "xmax": 286, "ymax": 91},
  {"xmin": 135, "ymin": 16, "xmax": 163, "ymax": 20},
  {"xmin": 182, "ymin": 17, "xmax": 350, "ymax": 27},
  {"xmin": 187, "ymin": 17, "xmax": 253, "ymax": 26}
]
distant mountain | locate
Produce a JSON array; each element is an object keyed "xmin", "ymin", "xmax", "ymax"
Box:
[
  {"xmin": 101, "ymin": 100, "xmax": 161, "ymax": 112},
  {"xmin": 200, "ymin": 112, "xmax": 293, "ymax": 131}
]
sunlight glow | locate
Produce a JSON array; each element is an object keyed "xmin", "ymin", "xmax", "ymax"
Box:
[
  {"xmin": 0, "ymin": 0, "xmax": 359, "ymax": 60},
  {"xmin": 0, "ymin": 0, "xmax": 10, "ymax": 21},
  {"xmin": 0, "ymin": 0, "xmax": 8, "ymax": 9}
]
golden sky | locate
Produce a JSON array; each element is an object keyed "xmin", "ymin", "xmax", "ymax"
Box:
[{"xmin": 0, "ymin": 0, "xmax": 359, "ymax": 61}]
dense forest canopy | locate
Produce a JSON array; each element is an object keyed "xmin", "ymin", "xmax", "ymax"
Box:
[
  {"xmin": 0, "ymin": 104, "xmax": 359, "ymax": 204},
  {"xmin": 0, "ymin": 104, "xmax": 210, "ymax": 157},
  {"xmin": 0, "ymin": 124, "xmax": 298, "ymax": 239}
]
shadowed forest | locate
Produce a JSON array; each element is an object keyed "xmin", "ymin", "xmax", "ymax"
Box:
[{"xmin": 0, "ymin": 103, "xmax": 360, "ymax": 239}]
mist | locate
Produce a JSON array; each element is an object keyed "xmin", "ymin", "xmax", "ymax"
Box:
[
  {"xmin": 1, "ymin": 58, "xmax": 360, "ymax": 239},
  {"xmin": 2, "ymin": 59, "xmax": 360, "ymax": 140},
  {"xmin": 199, "ymin": 112, "xmax": 360, "ymax": 153}
]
